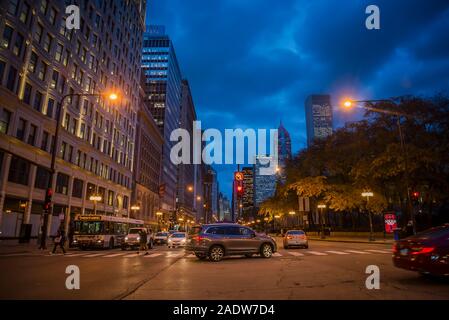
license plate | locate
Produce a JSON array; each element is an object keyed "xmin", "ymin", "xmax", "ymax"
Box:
[{"xmin": 400, "ymin": 248, "xmax": 409, "ymax": 256}]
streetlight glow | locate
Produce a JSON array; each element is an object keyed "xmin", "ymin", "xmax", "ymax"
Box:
[
  {"xmin": 89, "ymin": 195, "xmax": 102, "ymax": 202},
  {"xmin": 288, "ymin": 211, "xmax": 296, "ymax": 215},
  {"xmin": 130, "ymin": 205, "xmax": 140, "ymax": 211},
  {"xmin": 108, "ymin": 92, "xmax": 118, "ymax": 100},
  {"xmin": 343, "ymin": 99, "xmax": 353, "ymax": 108},
  {"xmin": 317, "ymin": 204, "xmax": 326, "ymax": 209},
  {"xmin": 156, "ymin": 211, "xmax": 163, "ymax": 216},
  {"xmin": 362, "ymin": 192, "xmax": 374, "ymax": 197}
]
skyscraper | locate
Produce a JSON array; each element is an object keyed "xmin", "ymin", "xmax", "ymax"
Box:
[
  {"xmin": 253, "ymin": 156, "xmax": 276, "ymax": 208},
  {"xmin": 141, "ymin": 25, "xmax": 182, "ymax": 216},
  {"xmin": 0, "ymin": 0, "xmax": 146, "ymax": 238},
  {"xmin": 277, "ymin": 121, "xmax": 292, "ymax": 167},
  {"xmin": 305, "ymin": 94, "xmax": 333, "ymax": 147},
  {"xmin": 242, "ymin": 167, "xmax": 254, "ymax": 218}
]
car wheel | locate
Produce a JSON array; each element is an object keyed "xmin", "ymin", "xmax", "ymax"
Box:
[
  {"xmin": 209, "ymin": 245, "xmax": 225, "ymax": 262},
  {"xmin": 260, "ymin": 243, "xmax": 273, "ymax": 258}
]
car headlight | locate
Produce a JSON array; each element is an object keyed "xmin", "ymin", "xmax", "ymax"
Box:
[
  {"xmin": 168, "ymin": 238, "xmax": 172, "ymax": 242},
  {"xmin": 125, "ymin": 237, "xmax": 128, "ymax": 241},
  {"xmin": 137, "ymin": 237, "xmax": 140, "ymax": 241},
  {"xmin": 97, "ymin": 239, "xmax": 103, "ymax": 243},
  {"xmin": 181, "ymin": 239, "xmax": 186, "ymax": 243}
]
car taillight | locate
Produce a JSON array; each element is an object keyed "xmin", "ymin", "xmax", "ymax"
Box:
[
  {"xmin": 299, "ymin": 235, "xmax": 306, "ymax": 239},
  {"xmin": 192, "ymin": 235, "xmax": 204, "ymax": 242},
  {"xmin": 392, "ymin": 243, "xmax": 399, "ymax": 253},
  {"xmin": 411, "ymin": 247, "xmax": 435, "ymax": 255}
]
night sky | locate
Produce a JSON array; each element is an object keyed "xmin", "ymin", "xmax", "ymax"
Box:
[{"xmin": 146, "ymin": 0, "xmax": 449, "ymax": 198}]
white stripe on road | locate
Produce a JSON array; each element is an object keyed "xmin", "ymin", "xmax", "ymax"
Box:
[
  {"xmin": 63, "ymin": 252, "xmax": 92, "ymax": 257},
  {"xmin": 0, "ymin": 253, "xmax": 30, "ymax": 257},
  {"xmin": 185, "ymin": 254, "xmax": 196, "ymax": 258},
  {"xmin": 166, "ymin": 253, "xmax": 184, "ymax": 258},
  {"xmin": 103, "ymin": 252, "xmax": 129, "ymax": 257},
  {"xmin": 287, "ymin": 251, "xmax": 304, "ymax": 256},
  {"xmin": 365, "ymin": 249, "xmax": 391, "ymax": 254},
  {"xmin": 325, "ymin": 251, "xmax": 350, "ymax": 255},
  {"xmin": 307, "ymin": 251, "xmax": 328, "ymax": 256},
  {"xmin": 143, "ymin": 253, "xmax": 162, "ymax": 258},
  {"xmin": 345, "ymin": 250, "xmax": 371, "ymax": 254},
  {"xmin": 84, "ymin": 253, "xmax": 107, "ymax": 257},
  {"xmin": 272, "ymin": 252, "xmax": 282, "ymax": 257}
]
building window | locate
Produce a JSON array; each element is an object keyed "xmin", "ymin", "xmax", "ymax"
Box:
[
  {"xmin": 2, "ymin": 25, "xmax": 13, "ymax": 49},
  {"xmin": 55, "ymin": 43, "xmax": 63, "ymax": 62},
  {"xmin": 23, "ymin": 83, "xmax": 32, "ymax": 105},
  {"xmin": 69, "ymin": 118, "xmax": 77, "ymax": 135},
  {"xmin": 34, "ymin": 23, "xmax": 43, "ymax": 43},
  {"xmin": 60, "ymin": 141, "xmax": 67, "ymax": 159},
  {"xmin": 33, "ymin": 91, "xmax": 43, "ymax": 112},
  {"xmin": 67, "ymin": 145, "xmax": 73, "ymax": 163},
  {"xmin": 46, "ymin": 98, "xmax": 54, "ymax": 118},
  {"xmin": 123, "ymin": 196, "xmax": 129, "ymax": 210},
  {"xmin": 72, "ymin": 178, "xmax": 83, "ymax": 198},
  {"xmin": 8, "ymin": 156, "xmax": 29, "ymax": 185},
  {"xmin": 28, "ymin": 52, "xmax": 38, "ymax": 73},
  {"xmin": 86, "ymin": 183, "xmax": 96, "ymax": 199},
  {"xmin": 42, "ymin": 33, "xmax": 52, "ymax": 52},
  {"xmin": 27, "ymin": 124, "xmax": 37, "ymax": 145},
  {"xmin": 13, "ymin": 32, "xmax": 24, "ymax": 57},
  {"xmin": 38, "ymin": 62, "xmax": 47, "ymax": 81},
  {"xmin": 79, "ymin": 122, "xmax": 85, "ymax": 139},
  {"xmin": 6, "ymin": 66, "xmax": 17, "ymax": 91},
  {"xmin": 19, "ymin": 3, "xmax": 30, "ymax": 24},
  {"xmin": 35, "ymin": 166, "xmax": 51, "ymax": 189},
  {"xmin": 0, "ymin": 108, "xmax": 12, "ymax": 134},
  {"xmin": 0, "ymin": 60, "xmax": 5, "ymax": 83},
  {"xmin": 56, "ymin": 172, "xmax": 69, "ymax": 195},
  {"xmin": 40, "ymin": 131, "xmax": 49, "ymax": 151},
  {"xmin": 50, "ymin": 70, "xmax": 59, "ymax": 89},
  {"xmin": 40, "ymin": 0, "xmax": 48, "ymax": 15},
  {"xmin": 49, "ymin": 7, "xmax": 57, "ymax": 25},
  {"xmin": 7, "ymin": 0, "xmax": 19, "ymax": 15},
  {"xmin": 16, "ymin": 118, "xmax": 26, "ymax": 140},
  {"xmin": 75, "ymin": 150, "xmax": 81, "ymax": 166},
  {"xmin": 107, "ymin": 190, "xmax": 114, "ymax": 206},
  {"xmin": 63, "ymin": 113, "xmax": 70, "ymax": 129},
  {"xmin": 98, "ymin": 187, "xmax": 105, "ymax": 203}
]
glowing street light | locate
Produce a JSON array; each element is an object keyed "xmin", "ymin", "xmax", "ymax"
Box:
[
  {"xmin": 89, "ymin": 195, "xmax": 102, "ymax": 215},
  {"xmin": 288, "ymin": 211, "xmax": 296, "ymax": 215}
]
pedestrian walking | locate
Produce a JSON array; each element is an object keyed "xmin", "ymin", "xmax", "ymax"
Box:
[
  {"xmin": 51, "ymin": 227, "xmax": 66, "ymax": 254},
  {"xmin": 137, "ymin": 229, "xmax": 148, "ymax": 255}
]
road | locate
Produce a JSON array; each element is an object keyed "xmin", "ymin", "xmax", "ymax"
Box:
[{"xmin": 1, "ymin": 240, "xmax": 448, "ymax": 299}]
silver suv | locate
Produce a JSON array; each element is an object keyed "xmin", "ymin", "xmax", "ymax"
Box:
[{"xmin": 185, "ymin": 223, "xmax": 277, "ymax": 262}]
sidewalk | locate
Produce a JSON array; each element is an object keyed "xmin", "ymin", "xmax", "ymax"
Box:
[{"xmin": 0, "ymin": 239, "xmax": 52, "ymax": 255}]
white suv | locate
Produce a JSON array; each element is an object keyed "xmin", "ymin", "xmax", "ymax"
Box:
[{"xmin": 121, "ymin": 227, "xmax": 154, "ymax": 250}]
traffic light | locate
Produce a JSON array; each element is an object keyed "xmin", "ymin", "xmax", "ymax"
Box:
[
  {"xmin": 411, "ymin": 191, "xmax": 420, "ymax": 205},
  {"xmin": 237, "ymin": 184, "xmax": 244, "ymax": 196},
  {"xmin": 43, "ymin": 188, "xmax": 53, "ymax": 211}
]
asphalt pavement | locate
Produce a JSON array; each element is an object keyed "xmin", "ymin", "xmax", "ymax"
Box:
[{"xmin": 0, "ymin": 240, "xmax": 448, "ymax": 300}]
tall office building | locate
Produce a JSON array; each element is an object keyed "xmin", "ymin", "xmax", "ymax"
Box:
[
  {"xmin": 253, "ymin": 156, "xmax": 276, "ymax": 208},
  {"xmin": 176, "ymin": 79, "xmax": 196, "ymax": 220},
  {"xmin": 132, "ymin": 76, "xmax": 163, "ymax": 230},
  {"xmin": 218, "ymin": 192, "xmax": 231, "ymax": 222},
  {"xmin": 0, "ymin": 0, "xmax": 146, "ymax": 238},
  {"xmin": 305, "ymin": 94, "xmax": 333, "ymax": 147},
  {"xmin": 277, "ymin": 121, "xmax": 292, "ymax": 167},
  {"xmin": 141, "ymin": 25, "xmax": 182, "ymax": 216},
  {"xmin": 241, "ymin": 167, "xmax": 254, "ymax": 218}
]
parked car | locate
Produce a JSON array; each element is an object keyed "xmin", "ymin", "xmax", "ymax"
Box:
[
  {"xmin": 121, "ymin": 227, "xmax": 154, "ymax": 250},
  {"xmin": 167, "ymin": 232, "xmax": 187, "ymax": 248},
  {"xmin": 283, "ymin": 230, "xmax": 308, "ymax": 249},
  {"xmin": 186, "ymin": 223, "xmax": 277, "ymax": 262},
  {"xmin": 393, "ymin": 224, "xmax": 449, "ymax": 277},
  {"xmin": 154, "ymin": 231, "xmax": 169, "ymax": 245}
]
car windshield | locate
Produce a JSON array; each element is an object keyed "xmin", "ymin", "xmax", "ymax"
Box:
[
  {"xmin": 156, "ymin": 232, "xmax": 168, "ymax": 236},
  {"xmin": 171, "ymin": 233, "xmax": 185, "ymax": 238},
  {"xmin": 287, "ymin": 231, "xmax": 305, "ymax": 235},
  {"xmin": 128, "ymin": 229, "xmax": 141, "ymax": 234}
]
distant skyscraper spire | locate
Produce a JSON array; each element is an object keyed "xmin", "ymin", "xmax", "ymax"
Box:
[{"xmin": 277, "ymin": 121, "xmax": 292, "ymax": 167}]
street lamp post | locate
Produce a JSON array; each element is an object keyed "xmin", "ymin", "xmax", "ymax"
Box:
[
  {"xmin": 288, "ymin": 211, "xmax": 295, "ymax": 229},
  {"xmin": 362, "ymin": 192, "xmax": 375, "ymax": 241},
  {"xmin": 343, "ymin": 98, "xmax": 415, "ymax": 234},
  {"xmin": 39, "ymin": 91, "xmax": 119, "ymax": 250}
]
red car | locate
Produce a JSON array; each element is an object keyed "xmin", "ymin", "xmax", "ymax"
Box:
[{"xmin": 393, "ymin": 224, "xmax": 449, "ymax": 277}]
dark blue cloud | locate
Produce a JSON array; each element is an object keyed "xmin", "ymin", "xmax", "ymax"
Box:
[{"xmin": 146, "ymin": 0, "xmax": 449, "ymax": 198}]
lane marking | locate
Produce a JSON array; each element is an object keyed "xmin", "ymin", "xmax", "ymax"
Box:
[
  {"xmin": 307, "ymin": 251, "xmax": 328, "ymax": 256},
  {"xmin": 143, "ymin": 253, "xmax": 162, "ymax": 258},
  {"xmin": 365, "ymin": 249, "xmax": 391, "ymax": 254},
  {"xmin": 103, "ymin": 252, "xmax": 129, "ymax": 257},
  {"xmin": 0, "ymin": 253, "xmax": 31, "ymax": 257},
  {"xmin": 166, "ymin": 253, "xmax": 184, "ymax": 258},
  {"xmin": 345, "ymin": 250, "xmax": 371, "ymax": 254},
  {"xmin": 84, "ymin": 253, "xmax": 108, "ymax": 257},
  {"xmin": 63, "ymin": 252, "xmax": 93, "ymax": 257},
  {"xmin": 325, "ymin": 250, "xmax": 350, "ymax": 255},
  {"xmin": 185, "ymin": 254, "xmax": 196, "ymax": 258},
  {"xmin": 287, "ymin": 251, "xmax": 304, "ymax": 256}
]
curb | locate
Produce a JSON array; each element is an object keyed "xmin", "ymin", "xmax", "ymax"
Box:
[{"xmin": 307, "ymin": 238, "xmax": 394, "ymax": 245}]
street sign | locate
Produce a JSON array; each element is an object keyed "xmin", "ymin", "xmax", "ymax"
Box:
[{"xmin": 384, "ymin": 213, "xmax": 397, "ymax": 233}]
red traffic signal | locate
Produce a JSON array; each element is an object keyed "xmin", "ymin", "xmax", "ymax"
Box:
[
  {"xmin": 43, "ymin": 188, "xmax": 53, "ymax": 211},
  {"xmin": 237, "ymin": 184, "xmax": 244, "ymax": 196},
  {"xmin": 412, "ymin": 191, "xmax": 420, "ymax": 198}
]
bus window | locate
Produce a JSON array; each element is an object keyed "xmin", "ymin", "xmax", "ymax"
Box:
[{"xmin": 75, "ymin": 221, "xmax": 103, "ymax": 235}]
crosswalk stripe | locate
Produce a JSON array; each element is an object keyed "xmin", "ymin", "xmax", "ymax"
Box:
[
  {"xmin": 166, "ymin": 253, "xmax": 184, "ymax": 258},
  {"xmin": 272, "ymin": 252, "xmax": 282, "ymax": 257},
  {"xmin": 287, "ymin": 251, "xmax": 304, "ymax": 256},
  {"xmin": 325, "ymin": 250, "xmax": 350, "ymax": 255},
  {"xmin": 104, "ymin": 252, "xmax": 129, "ymax": 257},
  {"xmin": 84, "ymin": 253, "xmax": 107, "ymax": 257},
  {"xmin": 345, "ymin": 250, "xmax": 371, "ymax": 254},
  {"xmin": 143, "ymin": 253, "xmax": 162, "ymax": 258},
  {"xmin": 0, "ymin": 253, "xmax": 30, "ymax": 257},
  {"xmin": 307, "ymin": 251, "xmax": 328, "ymax": 256},
  {"xmin": 185, "ymin": 254, "xmax": 196, "ymax": 258},
  {"xmin": 64, "ymin": 253, "xmax": 92, "ymax": 257},
  {"xmin": 365, "ymin": 249, "xmax": 391, "ymax": 254}
]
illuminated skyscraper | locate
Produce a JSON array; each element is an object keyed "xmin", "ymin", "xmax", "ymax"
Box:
[{"xmin": 305, "ymin": 94, "xmax": 333, "ymax": 147}]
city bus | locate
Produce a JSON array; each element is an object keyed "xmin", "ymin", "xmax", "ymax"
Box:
[{"xmin": 72, "ymin": 215, "xmax": 144, "ymax": 249}]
